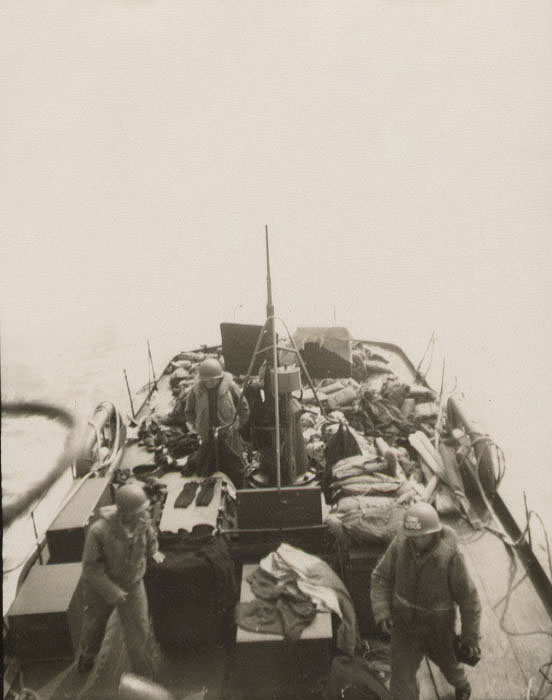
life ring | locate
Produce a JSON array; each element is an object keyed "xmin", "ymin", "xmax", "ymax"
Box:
[{"xmin": 74, "ymin": 401, "xmax": 126, "ymax": 477}]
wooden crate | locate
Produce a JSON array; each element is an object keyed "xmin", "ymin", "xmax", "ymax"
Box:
[
  {"xmin": 232, "ymin": 564, "xmax": 332, "ymax": 699},
  {"xmin": 7, "ymin": 563, "xmax": 83, "ymax": 660},
  {"xmin": 46, "ymin": 477, "xmax": 112, "ymax": 563}
]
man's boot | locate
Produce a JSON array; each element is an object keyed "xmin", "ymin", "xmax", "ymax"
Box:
[
  {"xmin": 455, "ymin": 682, "xmax": 471, "ymax": 700},
  {"xmin": 77, "ymin": 655, "xmax": 95, "ymax": 674}
]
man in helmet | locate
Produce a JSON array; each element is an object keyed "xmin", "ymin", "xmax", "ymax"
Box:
[
  {"xmin": 184, "ymin": 357, "xmax": 249, "ymax": 451},
  {"xmin": 370, "ymin": 502, "xmax": 481, "ymax": 700},
  {"xmin": 77, "ymin": 483, "xmax": 165, "ymax": 676}
]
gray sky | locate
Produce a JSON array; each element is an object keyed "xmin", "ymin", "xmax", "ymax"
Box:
[
  {"xmin": 2, "ymin": 0, "xmax": 550, "ymax": 340},
  {"xmin": 2, "ymin": 2, "xmax": 552, "ymax": 529}
]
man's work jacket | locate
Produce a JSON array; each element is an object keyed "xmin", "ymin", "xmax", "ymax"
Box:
[
  {"xmin": 82, "ymin": 505, "xmax": 159, "ymax": 605},
  {"xmin": 370, "ymin": 525, "xmax": 481, "ymax": 645},
  {"xmin": 185, "ymin": 371, "xmax": 249, "ymax": 440}
]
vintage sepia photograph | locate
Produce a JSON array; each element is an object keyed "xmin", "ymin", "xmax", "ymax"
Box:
[{"xmin": 2, "ymin": 2, "xmax": 551, "ymax": 699}]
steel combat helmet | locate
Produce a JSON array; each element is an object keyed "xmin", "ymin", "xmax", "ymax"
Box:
[
  {"xmin": 198, "ymin": 358, "xmax": 223, "ymax": 381},
  {"xmin": 403, "ymin": 502, "xmax": 441, "ymax": 537},
  {"xmin": 115, "ymin": 484, "xmax": 149, "ymax": 515}
]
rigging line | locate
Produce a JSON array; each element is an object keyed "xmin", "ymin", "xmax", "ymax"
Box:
[
  {"xmin": 463, "ymin": 503, "xmax": 552, "ymax": 649},
  {"xmin": 527, "ymin": 661, "xmax": 552, "ymax": 700},
  {"xmin": 533, "ymin": 660, "xmax": 552, "ymax": 700},
  {"xmin": 123, "ymin": 368, "xmax": 136, "ymax": 419},
  {"xmin": 434, "ymin": 358, "xmax": 447, "ymax": 451},
  {"xmin": 456, "ymin": 442, "xmax": 552, "ymax": 625},
  {"xmin": 532, "ymin": 511, "xmax": 552, "ymax": 579},
  {"xmin": 491, "ymin": 507, "xmax": 552, "ymax": 578},
  {"xmin": 147, "ymin": 339, "xmax": 158, "ymax": 391},
  {"xmin": 486, "ymin": 513, "xmax": 552, "ymax": 641},
  {"xmin": 491, "ymin": 570, "xmax": 530, "ymax": 609},
  {"xmin": 475, "ymin": 507, "xmax": 548, "ymax": 558},
  {"xmin": 446, "ymin": 376, "xmax": 459, "ymax": 396},
  {"xmin": 415, "ymin": 330, "xmax": 436, "ymax": 379},
  {"xmin": 497, "ymin": 549, "xmax": 552, "ymax": 640},
  {"xmin": 421, "ymin": 333, "xmax": 436, "ymax": 381}
]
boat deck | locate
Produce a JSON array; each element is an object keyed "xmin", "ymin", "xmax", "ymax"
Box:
[
  {"xmin": 16, "ymin": 512, "xmax": 552, "ymax": 700},
  {"xmin": 10, "ymin": 341, "xmax": 552, "ymax": 700}
]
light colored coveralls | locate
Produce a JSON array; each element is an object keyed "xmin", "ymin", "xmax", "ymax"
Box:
[
  {"xmin": 370, "ymin": 525, "xmax": 481, "ymax": 700},
  {"xmin": 79, "ymin": 505, "xmax": 159, "ymax": 676}
]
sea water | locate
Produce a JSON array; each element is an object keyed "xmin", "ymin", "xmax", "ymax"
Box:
[{"xmin": 1, "ymin": 326, "xmax": 194, "ymax": 607}]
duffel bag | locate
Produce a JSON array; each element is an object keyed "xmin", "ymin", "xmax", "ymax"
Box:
[{"xmin": 325, "ymin": 655, "xmax": 391, "ymax": 700}]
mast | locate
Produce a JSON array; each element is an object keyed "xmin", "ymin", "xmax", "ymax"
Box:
[{"xmin": 265, "ymin": 226, "xmax": 281, "ymax": 490}]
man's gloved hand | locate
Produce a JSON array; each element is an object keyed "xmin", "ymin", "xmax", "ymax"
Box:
[
  {"xmin": 115, "ymin": 590, "xmax": 128, "ymax": 605},
  {"xmin": 463, "ymin": 643, "xmax": 481, "ymax": 665},
  {"xmin": 152, "ymin": 551, "xmax": 165, "ymax": 565},
  {"xmin": 377, "ymin": 618, "xmax": 394, "ymax": 637},
  {"xmin": 453, "ymin": 636, "xmax": 481, "ymax": 666}
]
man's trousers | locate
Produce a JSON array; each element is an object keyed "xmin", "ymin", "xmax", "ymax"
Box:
[
  {"xmin": 390, "ymin": 621, "xmax": 468, "ymax": 700},
  {"xmin": 79, "ymin": 579, "xmax": 153, "ymax": 678}
]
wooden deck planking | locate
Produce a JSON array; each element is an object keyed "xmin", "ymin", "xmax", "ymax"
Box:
[
  {"xmin": 21, "ymin": 660, "xmax": 85, "ymax": 700},
  {"xmin": 416, "ymin": 658, "xmax": 442, "ymax": 700},
  {"xmin": 155, "ymin": 646, "xmax": 227, "ymax": 700},
  {"xmin": 424, "ymin": 658, "xmax": 455, "ymax": 700},
  {"xmin": 460, "ymin": 526, "xmax": 552, "ymax": 696},
  {"xmin": 66, "ymin": 608, "xmax": 237, "ymax": 700},
  {"xmin": 119, "ymin": 440, "xmax": 155, "ymax": 471},
  {"xmin": 458, "ymin": 530, "xmax": 540, "ymax": 699},
  {"xmin": 76, "ymin": 610, "xmax": 129, "ymax": 700},
  {"xmin": 17, "ymin": 612, "xmax": 126, "ymax": 700}
]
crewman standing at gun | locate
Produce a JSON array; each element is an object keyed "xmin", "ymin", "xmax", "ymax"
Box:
[
  {"xmin": 78, "ymin": 483, "xmax": 165, "ymax": 677},
  {"xmin": 370, "ymin": 502, "xmax": 481, "ymax": 700}
]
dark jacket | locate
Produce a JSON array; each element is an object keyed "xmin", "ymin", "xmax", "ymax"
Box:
[
  {"xmin": 82, "ymin": 505, "xmax": 159, "ymax": 604},
  {"xmin": 370, "ymin": 525, "xmax": 481, "ymax": 645}
]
